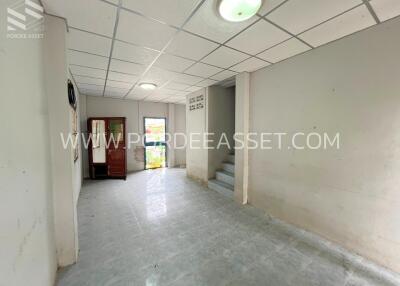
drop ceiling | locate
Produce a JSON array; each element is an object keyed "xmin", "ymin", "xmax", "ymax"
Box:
[{"xmin": 42, "ymin": 0, "xmax": 400, "ymax": 104}]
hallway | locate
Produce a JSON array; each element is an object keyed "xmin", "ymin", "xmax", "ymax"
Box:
[{"xmin": 57, "ymin": 169, "xmax": 394, "ymax": 286}]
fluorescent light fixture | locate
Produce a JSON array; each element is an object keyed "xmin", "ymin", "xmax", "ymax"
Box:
[
  {"xmin": 139, "ymin": 83, "xmax": 157, "ymax": 90},
  {"xmin": 219, "ymin": 0, "xmax": 262, "ymax": 22}
]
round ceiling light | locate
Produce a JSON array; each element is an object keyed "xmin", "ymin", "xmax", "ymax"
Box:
[
  {"xmin": 139, "ymin": 83, "xmax": 157, "ymax": 90},
  {"xmin": 219, "ymin": 0, "xmax": 262, "ymax": 22}
]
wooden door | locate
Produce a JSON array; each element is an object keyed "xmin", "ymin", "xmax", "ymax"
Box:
[{"xmin": 107, "ymin": 118, "xmax": 126, "ymax": 178}]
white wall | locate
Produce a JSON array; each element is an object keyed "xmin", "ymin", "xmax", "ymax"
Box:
[
  {"xmin": 234, "ymin": 73, "xmax": 250, "ymax": 204},
  {"xmin": 186, "ymin": 89, "xmax": 208, "ymax": 183},
  {"xmin": 79, "ymin": 94, "xmax": 89, "ymax": 179},
  {"xmin": 248, "ymin": 17, "xmax": 400, "ymax": 273},
  {"xmin": 175, "ymin": 104, "xmax": 186, "ymax": 167},
  {"xmin": 85, "ymin": 96, "xmax": 185, "ymax": 171},
  {"xmin": 45, "ymin": 15, "xmax": 79, "ymax": 267},
  {"xmin": 69, "ymin": 72, "xmax": 83, "ymax": 204},
  {"xmin": 0, "ymin": 2, "xmax": 57, "ymax": 285},
  {"xmin": 207, "ymin": 86, "xmax": 235, "ymax": 178}
]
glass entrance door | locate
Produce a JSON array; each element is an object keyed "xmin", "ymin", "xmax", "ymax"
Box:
[{"xmin": 144, "ymin": 118, "xmax": 167, "ymax": 169}]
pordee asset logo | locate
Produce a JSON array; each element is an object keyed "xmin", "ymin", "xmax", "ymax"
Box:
[{"xmin": 7, "ymin": 0, "xmax": 44, "ymax": 39}]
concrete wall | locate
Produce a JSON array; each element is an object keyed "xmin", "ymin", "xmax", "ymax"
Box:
[
  {"xmin": 175, "ymin": 104, "xmax": 187, "ymax": 167},
  {"xmin": 186, "ymin": 89, "xmax": 208, "ymax": 183},
  {"xmin": 207, "ymin": 86, "xmax": 235, "ymax": 178},
  {"xmin": 0, "ymin": 2, "xmax": 57, "ymax": 285},
  {"xmin": 248, "ymin": 17, "xmax": 400, "ymax": 273},
  {"xmin": 85, "ymin": 96, "xmax": 185, "ymax": 171}
]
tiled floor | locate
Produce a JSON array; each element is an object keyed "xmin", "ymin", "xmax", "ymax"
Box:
[{"xmin": 57, "ymin": 168, "xmax": 398, "ymax": 286}]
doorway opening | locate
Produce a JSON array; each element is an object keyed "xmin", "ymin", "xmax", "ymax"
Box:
[{"xmin": 144, "ymin": 117, "xmax": 167, "ymax": 169}]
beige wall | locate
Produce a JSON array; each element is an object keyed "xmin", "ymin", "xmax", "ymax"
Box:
[
  {"xmin": 85, "ymin": 96, "xmax": 185, "ymax": 171},
  {"xmin": 248, "ymin": 17, "xmax": 400, "ymax": 272},
  {"xmin": 0, "ymin": 2, "xmax": 57, "ymax": 285}
]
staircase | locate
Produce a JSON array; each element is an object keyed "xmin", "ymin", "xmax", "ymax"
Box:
[{"xmin": 208, "ymin": 153, "xmax": 235, "ymax": 198}]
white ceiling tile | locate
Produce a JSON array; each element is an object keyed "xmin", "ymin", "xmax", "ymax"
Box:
[
  {"xmin": 154, "ymin": 54, "xmax": 196, "ymax": 72},
  {"xmin": 126, "ymin": 94, "xmax": 146, "ymax": 101},
  {"xmin": 112, "ymin": 41, "xmax": 159, "ymax": 65},
  {"xmin": 73, "ymin": 75, "xmax": 105, "ymax": 86},
  {"xmin": 145, "ymin": 94, "xmax": 167, "ymax": 102},
  {"xmin": 163, "ymin": 96, "xmax": 186, "ymax": 103},
  {"xmin": 195, "ymin": 79, "xmax": 218, "ymax": 87},
  {"xmin": 107, "ymin": 71, "xmax": 139, "ymax": 83},
  {"xmin": 185, "ymin": 63, "xmax": 223, "ymax": 78},
  {"xmin": 127, "ymin": 86, "xmax": 154, "ymax": 99},
  {"xmin": 164, "ymin": 82, "xmax": 191, "ymax": 91},
  {"xmin": 230, "ymin": 57, "xmax": 270, "ymax": 72},
  {"xmin": 109, "ymin": 59, "xmax": 145, "ymax": 75},
  {"xmin": 166, "ymin": 31, "xmax": 219, "ymax": 61},
  {"xmin": 202, "ymin": 46, "xmax": 249, "ymax": 68},
  {"xmin": 267, "ymin": 0, "xmax": 363, "ymax": 34},
  {"xmin": 174, "ymin": 90, "xmax": 190, "ymax": 96},
  {"xmin": 77, "ymin": 83, "xmax": 104, "ymax": 91},
  {"xmin": 106, "ymin": 80, "xmax": 133, "ymax": 89},
  {"xmin": 299, "ymin": 5, "xmax": 375, "ymax": 47},
  {"xmin": 121, "ymin": 0, "xmax": 199, "ymax": 27},
  {"xmin": 156, "ymin": 88, "xmax": 178, "ymax": 96},
  {"xmin": 173, "ymin": 73, "xmax": 204, "ymax": 85},
  {"xmin": 68, "ymin": 50, "xmax": 109, "ymax": 69},
  {"xmin": 257, "ymin": 38, "xmax": 311, "ymax": 63},
  {"xmin": 70, "ymin": 65, "xmax": 107, "ymax": 78},
  {"xmin": 79, "ymin": 89, "xmax": 104, "ymax": 97},
  {"xmin": 141, "ymin": 67, "xmax": 179, "ymax": 87},
  {"xmin": 370, "ymin": 0, "xmax": 400, "ymax": 22},
  {"xmin": 104, "ymin": 86, "xmax": 129, "ymax": 97},
  {"xmin": 116, "ymin": 10, "xmax": 177, "ymax": 50},
  {"xmin": 210, "ymin": 70, "xmax": 237, "ymax": 81},
  {"xmin": 226, "ymin": 19, "xmax": 292, "ymax": 55},
  {"xmin": 106, "ymin": 0, "xmax": 119, "ymax": 4},
  {"xmin": 44, "ymin": 0, "xmax": 117, "ymax": 36},
  {"xmin": 186, "ymin": 86, "xmax": 203, "ymax": 92},
  {"xmin": 68, "ymin": 29, "xmax": 112, "ymax": 57},
  {"xmin": 184, "ymin": 0, "xmax": 259, "ymax": 43},
  {"xmin": 258, "ymin": 0, "xmax": 288, "ymax": 16}
]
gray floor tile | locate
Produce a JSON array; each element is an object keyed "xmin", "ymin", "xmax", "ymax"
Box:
[{"xmin": 57, "ymin": 168, "xmax": 399, "ymax": 286}]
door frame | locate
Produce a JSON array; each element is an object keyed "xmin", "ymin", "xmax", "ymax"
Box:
[{"xmin": 143, "ymin": 117, "xmax": 168, "ymax": 170}]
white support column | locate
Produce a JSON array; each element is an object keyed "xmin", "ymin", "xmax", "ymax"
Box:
[
  {"xmin": 44, "ymin": 15, "xmax": 78, "ymax": 266},
  {"xmin": 168, "ymin": 103, "xmax": 176, "ymax": 168},
  {"xmin": 234, "ymin": 72, "xmax": 250, "ymax": 204}
]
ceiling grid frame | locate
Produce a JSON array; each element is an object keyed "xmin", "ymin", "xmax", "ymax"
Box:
[
  {"xmin": 101, "ymin": 0, "xmax": 122, "ymax": 97},
  {"xmin": 51, "ymin": 0, "xmax": 396, "ymax": 103}
]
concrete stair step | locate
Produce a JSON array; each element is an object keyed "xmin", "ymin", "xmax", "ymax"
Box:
[
  {"xmin": 216, "ymin": 170, "xmax": 234, "ymax": 186},
  {"xmin": 222, "ymin": 162, "xmax": 235, "ymax": 173},
  {"xmin": 208, "ymin": 179, "xmax": 234, "ymax": 198},
  {"xmin": 226, "ymin": 154, "xmax": 235, "ymax": 164}
]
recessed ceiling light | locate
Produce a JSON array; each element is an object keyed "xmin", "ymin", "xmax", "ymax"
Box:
[
  {"xmin": 219, "ymin": 0, "xmax": 262, "ymax": 22},
  {"xmin": 139, "ymin": 83, "xmax": 157, "ymax": 90}
]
